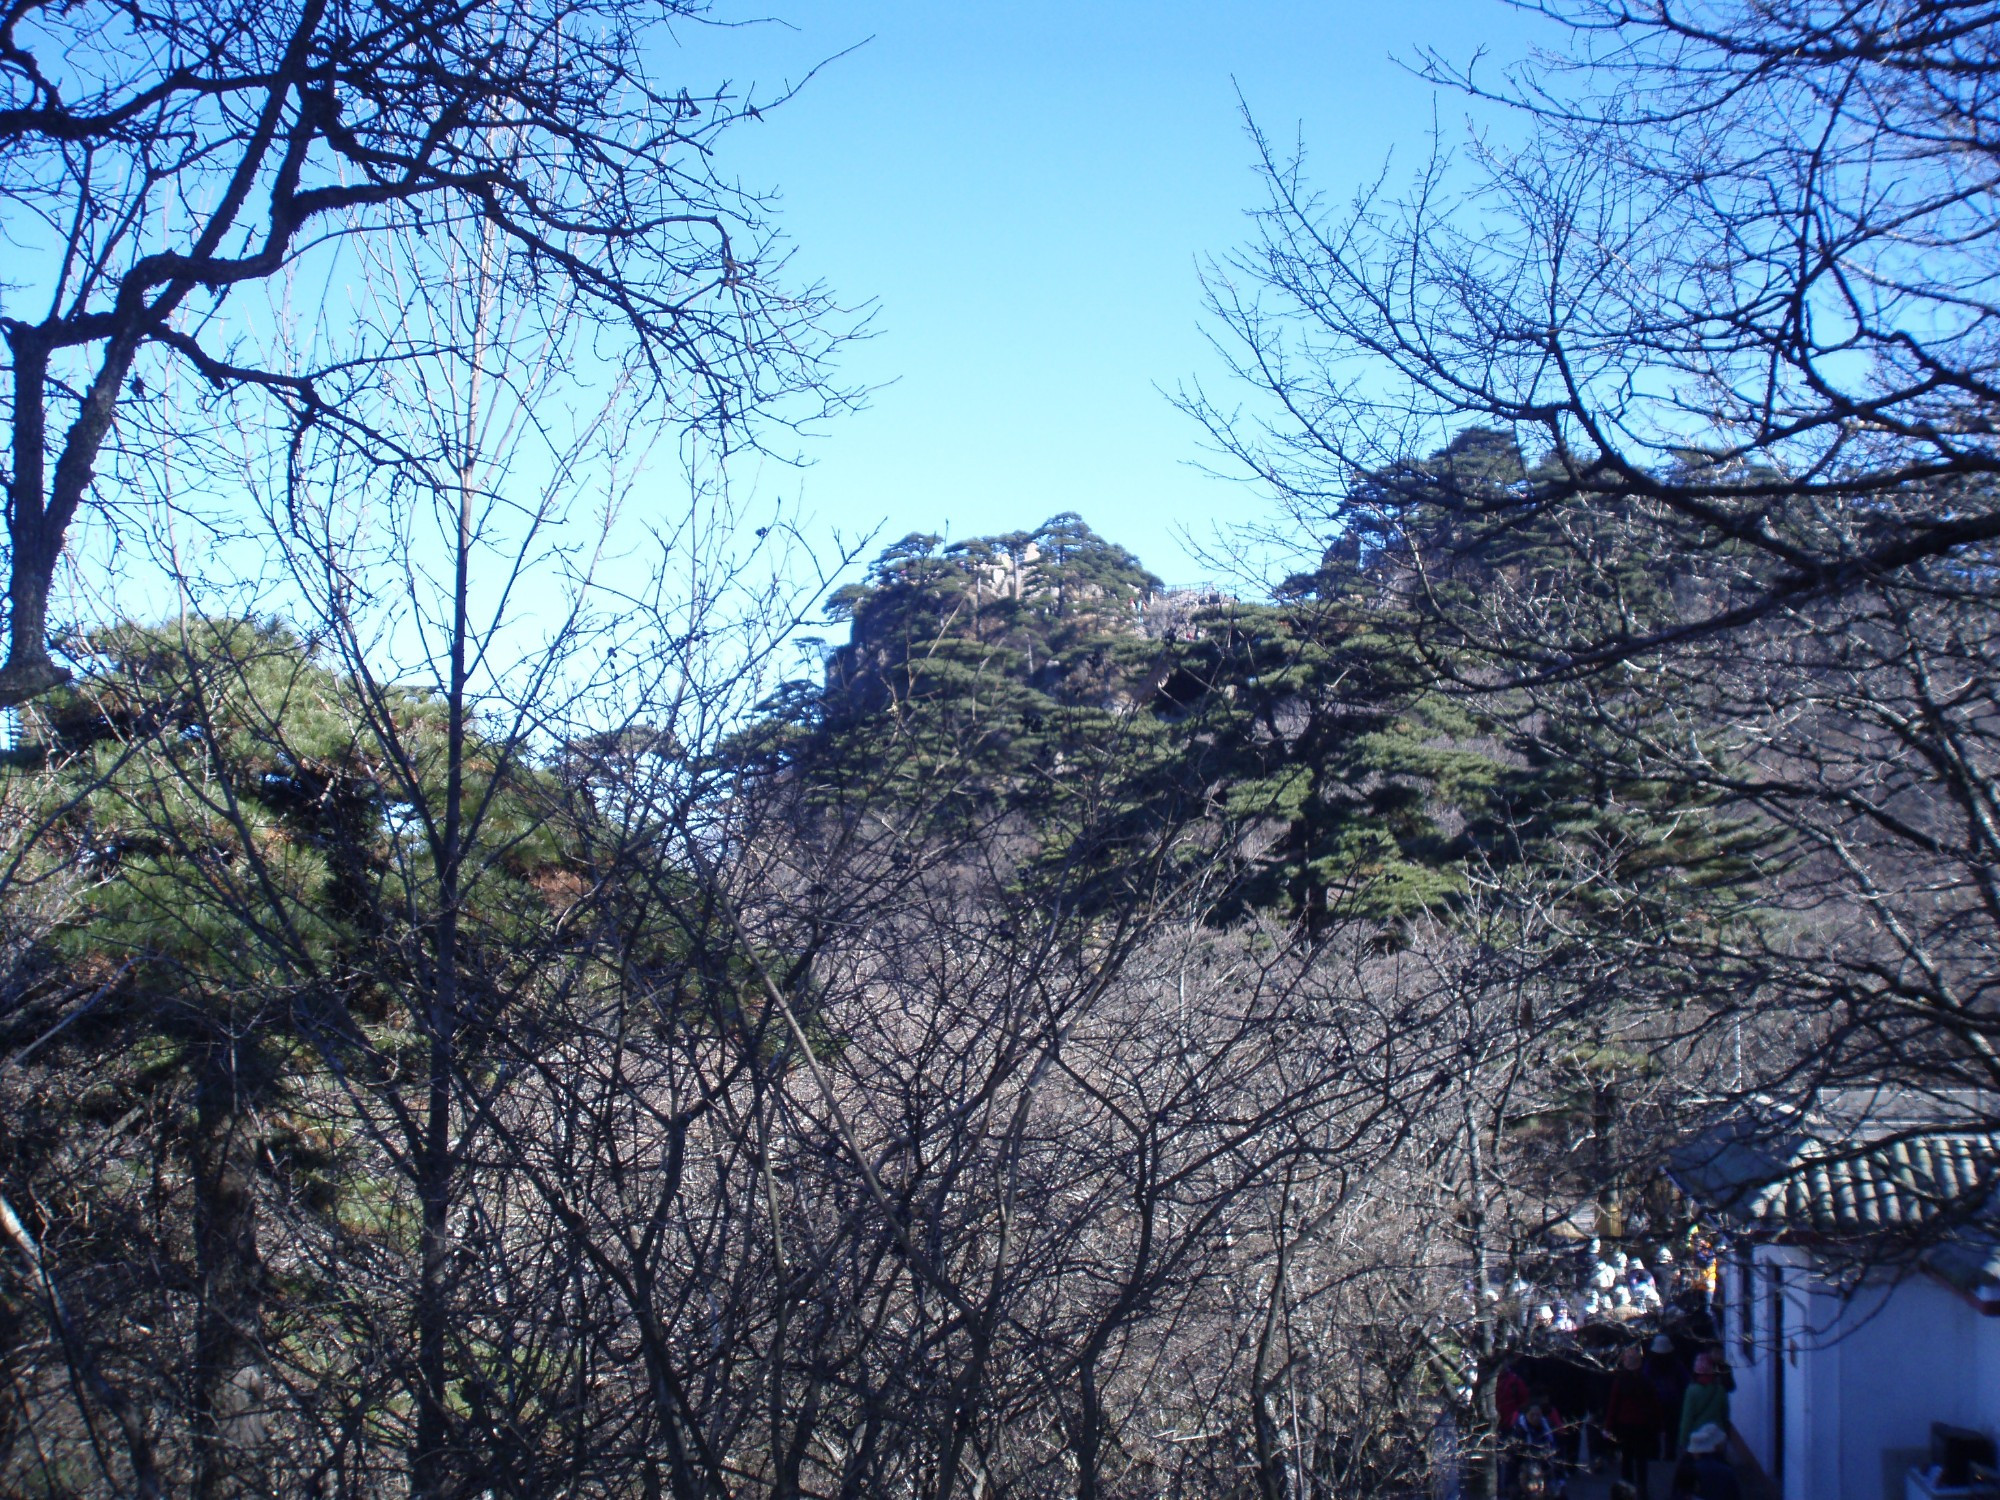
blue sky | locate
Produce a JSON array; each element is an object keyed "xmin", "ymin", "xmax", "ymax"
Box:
[{"xmin": 680, "ymin": 1, "xmax": 1542, "ymax": 585}]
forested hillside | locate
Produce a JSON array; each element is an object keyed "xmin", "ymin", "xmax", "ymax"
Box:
[
  {"xmin": 0, "ymin": 486, "xmax": 1779, "ymax": 1496},
  {"xmin": 5, "ymin": 0, "xmax": 1999, "ymax": 1496}
]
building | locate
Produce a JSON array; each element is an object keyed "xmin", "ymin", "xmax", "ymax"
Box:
[{"xmin": 1671, "ymin": 1091, "xmax": 2000, "ymax": 1500}]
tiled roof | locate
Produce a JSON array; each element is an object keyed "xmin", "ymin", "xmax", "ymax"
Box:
[
  {"xmin": 1669, "ymin": 1096, "xmax": 2000, "ymax": 1312},
  {"xmin": 1669, "ymin": 1111, "xmax": 2000, "ymax": 1238},
  {"xmin": 1742, "ymin": 1133, "xmax": 2000, "ymax": 1235}
]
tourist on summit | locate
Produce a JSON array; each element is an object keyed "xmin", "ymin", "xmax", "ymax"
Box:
[
  {"xmin": 1497, "ymin": 1362, "xmax": 1529, "ymax": 1432},
  {"xmin": 1628, "ymin": 1260, "xmax": 1663, "ymax": 1314},
  {"xmin": 1512, "ymin": 1398, "xmax": 1570, "ymax": 1498},
  {"xmin": 1654, "ymin": 1245, "xmax": 1677, "ymax": 1296}
]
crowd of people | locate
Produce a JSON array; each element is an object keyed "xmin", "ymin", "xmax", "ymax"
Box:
[{"xmin": 1492, "ymin": 1228, "xmax": 1745, "ymax": 1499}]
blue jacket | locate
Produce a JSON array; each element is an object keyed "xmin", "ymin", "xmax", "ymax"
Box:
[{"xmin": 1687, "ymin": 1454, "xmax": 1741, "ymax": 1500}]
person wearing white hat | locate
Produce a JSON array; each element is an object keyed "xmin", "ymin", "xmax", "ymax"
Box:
[
  {"xmin": 1677, "ymin": 1351, "xmax": 1732, "ymax": 1458},
  {"xmin": 1675, "ymin": 1423, "xmax": 1741, "ymax": 1499},
  {"xmin": 1577, "ymin": 1235, "xmax": 1602, "ymax": 1290}
]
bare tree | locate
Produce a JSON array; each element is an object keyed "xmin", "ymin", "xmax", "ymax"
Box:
[
  {"xmin": 1186, "ymin": 0, "xmax": 2000, "ymax": 1155},
  {"xmin": 0, "ymin": 100, "xmax": 842, "ymax": 1480},
  {"xmin": 1192, "ymin": 0, "xmax": 2000, "ymax": 657},
  {"xmin": 0, "ymin": 0, "xmax": 854, "ymax": 703}
]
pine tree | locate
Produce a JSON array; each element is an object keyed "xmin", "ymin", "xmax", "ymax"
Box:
[{"xmin": 0, "ymin": 619, "xmax": 581, "ymax": 1493}]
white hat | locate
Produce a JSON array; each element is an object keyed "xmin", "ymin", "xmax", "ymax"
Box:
[{"xmin": 1686, "ymin": 1423, "xmax": 1728, "ymax": 1456}]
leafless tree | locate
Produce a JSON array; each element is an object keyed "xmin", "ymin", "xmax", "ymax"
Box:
[
  {"xmin": 0, "ymin": 0, "xmax": 855, "ymax": 704},
  {"xmin": 1194, "ymin": 0, "xmax": 2000, "ymax": 652},
  {"xmin": 1186, "ymin": 0, "xmax": 2000, "ymax": 1157},
  {"xmin": 0, "ymin": 114, "xmax": 844, "ymax": 1486}
]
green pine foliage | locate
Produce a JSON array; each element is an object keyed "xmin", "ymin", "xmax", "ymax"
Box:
[
  {"xmin": 1300, "ymin": 431, "xmax": 1781, "ymax": 978},
  {"xmin": 735, "ymin": 514, "xmax": 1176, "ymax": 851},
  {"xmin": 745, "ymin": 450, "xmax": 1771, "ymax": 943},
  {"xmin": 1151, "ymin": 593, "xmax": 1478, "ymax": 926},
  {"xmin": 18, "ymin": 618, "xmax": 574, "ymax": 1025},
  {"xmin": 0, "ymin": 619, "xmax": 593, "ymax": 1438}
]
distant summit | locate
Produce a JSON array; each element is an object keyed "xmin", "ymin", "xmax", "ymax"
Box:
[{"xmin": 821, "ymin": 513, "xmax": 1166, "ymax": 717}]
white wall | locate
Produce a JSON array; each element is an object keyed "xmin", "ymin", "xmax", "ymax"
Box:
[
  {"xmin": 1731, "ymin": 1245, "xmax": 1775, "ymax": 1472},
  {"xmin": 1980, "ymin": 1303, "xmax": 2000, "ymax": 1435},
  {"xmin": 1794, "ymin": 1263, "xmax": 1837, "ymax": 1500},
  {"xmin": 1729, "ymin": 1243, "xmax": 2000, "ymax": 1500}
]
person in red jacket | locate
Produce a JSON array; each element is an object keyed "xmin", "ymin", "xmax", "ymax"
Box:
[
  {"xmin": 1603, "ymin": 1344, "xmax": 1666, "ymax": 1498},
  {"xmin": 1495, "ymin": 1362, "xmax": 1532, "ymax": 1490},
  {"xmin": 1644, "ymin": 1334, "xmax": 1688, "ymax": 1459},
  {"xmin": 1498, "ymin": 1363, "xmax": 1530, "ymax": 1431}
]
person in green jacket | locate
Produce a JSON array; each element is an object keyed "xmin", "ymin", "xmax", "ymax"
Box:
[{"xmin": 1678, "ymin": 1351, "xmax": 1732, "ymax": 1454}]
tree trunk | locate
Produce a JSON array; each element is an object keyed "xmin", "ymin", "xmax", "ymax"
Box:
[
  {"xmin": 412, "ymin": 407, "xmax": 478, "ymax": 1498},
  {"xmin": 0, "ymin": 333, "xmax": 68, "ymax": 704},
  {"xmin": 1, "ymin": 327, "xmax": 139, "ymax": 704},
  {"xmin": 192, "ymin": 1038, "xmax": 268, "ymax": 1500},
  {"xmin": 1593, "ymin": 1078, "xmax": 1623, "ymax": 1238}
]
